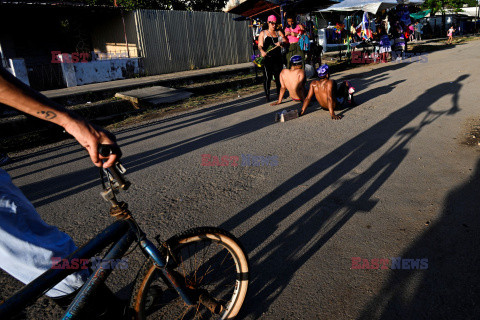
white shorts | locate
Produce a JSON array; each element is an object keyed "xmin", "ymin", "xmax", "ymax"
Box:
[
  {"xmin": 0, "ymin": 169, "xmax": 87, "ymax": 297},
  {"xmin": 379, "ymin": 46, "xmax": 391, "ymax": 54}
]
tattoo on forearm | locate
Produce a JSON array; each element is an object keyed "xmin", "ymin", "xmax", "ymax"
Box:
[{"xmin": 37, "ymin": 110, "xmax": 57, "ymax": 120}]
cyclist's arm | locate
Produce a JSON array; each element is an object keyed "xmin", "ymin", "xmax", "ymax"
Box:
[{"xmin": 0, "ymin": 66, "xmax": 120, "ymax": 168}]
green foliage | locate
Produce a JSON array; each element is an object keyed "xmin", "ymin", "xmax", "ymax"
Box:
[
  {"xmin": 422, "ymin": 0, "xmax": 475, "ymax": 14},
  {"xmin": 464, "ymin": 0, "xmax": 479, "ymax": 7}
]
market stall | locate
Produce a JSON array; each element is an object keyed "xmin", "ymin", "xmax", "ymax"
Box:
[
  {"xmin": 318, "ymin": 0, "xmax": 424, "ymax": 55},
  {"xmin": 225, "ymin": 0, "xmax": 336, "ymax": 72}
]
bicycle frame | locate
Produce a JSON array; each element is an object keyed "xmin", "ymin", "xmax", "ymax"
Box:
[
  {"xmin": 0, "ymin": 217, "xmax": 196, "ymax": 319},
  {"xmin": 0, "ymin": 158, "xmax": 201, "ymax": 319}
]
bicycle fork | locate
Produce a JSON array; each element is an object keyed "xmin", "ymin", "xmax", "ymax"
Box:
[
  {"xmin": 140, "ymin": 238, "xmax": 224, "ymax": 314},
  {"xmin": 139, "ymin": 238, "xmax": 195, "ymax": 306}
]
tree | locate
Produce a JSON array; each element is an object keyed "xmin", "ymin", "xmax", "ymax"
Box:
[
  {"xmin": 422, "ymin": 0, "xmax": 474, "ymax": 34},
  {"xmin": 69, "ymin": 0, "xmax": 228, "ymax": 11}
]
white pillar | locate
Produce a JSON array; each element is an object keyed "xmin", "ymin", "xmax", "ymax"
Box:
[{"xmin": 58, "ymin": 54, "xmax": 77, "ymax": 87}]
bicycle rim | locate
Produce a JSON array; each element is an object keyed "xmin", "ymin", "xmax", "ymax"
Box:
[{"xmin": 131, "ymin": 228, "xmax": 249, "ymax": 320}]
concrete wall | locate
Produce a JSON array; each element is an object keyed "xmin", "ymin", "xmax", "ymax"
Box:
[
  {"xmin": 73, "ymin": 58, "xmax": 141, "ymax": 86},
  {"xmin": 58, "ymin": 54, "xmax": 141, "ymax": 87}
]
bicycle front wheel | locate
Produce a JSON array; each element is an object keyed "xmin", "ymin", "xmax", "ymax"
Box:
[{"xmin": 130, "ymin": 227, "xmax": 249, "ymax": 320}]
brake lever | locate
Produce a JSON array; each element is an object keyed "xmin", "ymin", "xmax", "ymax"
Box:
[
  {"xmin": 105, "ymin": 162, "xmax": 131, "ymax": 191},
  {"xmin": 98, "ymin": 144, "xmax": 131, "ymax": 192}
]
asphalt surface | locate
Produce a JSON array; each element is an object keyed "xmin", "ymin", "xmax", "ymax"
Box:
[{"xmin": 2, "ymin": 39, "xmax": 480, "ymax": 319}]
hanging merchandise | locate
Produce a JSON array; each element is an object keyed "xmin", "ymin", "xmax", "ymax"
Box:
[
  {"xmin": 299, "ymin": 34, "xmax": 311, "ymax": 51},
  {"xmin": 361, "ymin": 12, "xmax": 373, "ymax": 40}
]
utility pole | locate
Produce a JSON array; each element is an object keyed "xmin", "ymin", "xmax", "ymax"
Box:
[
  {"xmin": 441, "ymin": 0, "xmax": 446, "ymax": 36},
  {"xmin": 476, "ymin": 0, "xmax": 479, "ymax": 33}
]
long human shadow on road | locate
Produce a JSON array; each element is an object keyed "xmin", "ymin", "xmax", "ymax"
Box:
[
  {"xmin": 10, "ymin": 61, "xmax": 409, "ymax": 173},
  {"xmin": 17, "ymin": 62, "xmax": 412, "ymax": 206},
  {"xmin": 18, "ymin": 93, "xmax": 295, "ymax": 207},
  {"xmin": 17, "ymin": 95, "xmax": 267, "ymax": 206},
  {"xmin": 11, "ymin": 61, "xmax": 410, "ymax": 181},
  {"xmin": 220, "ymin": 75, "xmax": 468, "ymax": 318},
  {"xmin": 10, "ymin": 92, "xmax": 267, "ymax": 181},
  {"xmin": 357, "ymin": 158, "xmax": 480, "ymax": 319},
  {"xmin": 8, "ymin": 92, "xmax": 266, "ymax": 175},
  {"xmin": 335, "ymin": 79, "xmax": 406, "ymax": 117},
  {"xmin": 303, "ymin": 61, "xmax": 413, "ymax": 117}
]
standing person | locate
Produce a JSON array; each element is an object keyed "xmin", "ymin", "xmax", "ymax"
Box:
[
  {"xmin": 0, "ymin": 66, "xmax": 124, "ymax": 318},
  {"xmin": 384, "ymin": 17, "xmax": 391, "ymax": 35},
  {"xmin": 408, "ymin": 23, "xmax": 415, "ymax": 41},
  {"xmin": 284, "ymin": 15, "xmax": 305, "ymax": 68},
  {"xmin": 414, "ymin": 21, "xmax": 423, "ymax": 41},
  {"xmin": 393, "ymin": 26, "xmax": 406, "ymax": 55},
  {"xmin": 447, "ymin": 25, "xmax": 455, "ymax": 44},
  {"xmin": 378, "ymin": 26, "xmax": 391, "ymax": 63},
  {"xmin": 371, "ymin": 17, "xmax": 377, "ymax": 34},
  {"xmin": 350, "ymin": 23, "xmax": 358, "ymax": 41},
  {"xmin": 258, "ymin": 15, "xmax": 287, "ymax": 102}
]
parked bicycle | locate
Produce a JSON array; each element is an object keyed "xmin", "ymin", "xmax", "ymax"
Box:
[{"xmin": 0, "ymin": 145, "xmax": 250, "ymax": 319}]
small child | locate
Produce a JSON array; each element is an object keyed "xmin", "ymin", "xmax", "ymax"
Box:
[
  {"xmin": 408, "ymin": 24, "xmax": 415, "ymax": 41},
  {"xmin": 447, "ymin": 26, "xmax": 455, "ymax": 44}
]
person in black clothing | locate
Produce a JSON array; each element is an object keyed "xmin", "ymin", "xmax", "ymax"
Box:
[{"xmin": 258, "ymin": 15, "xmax": 287, "ymax": 102}]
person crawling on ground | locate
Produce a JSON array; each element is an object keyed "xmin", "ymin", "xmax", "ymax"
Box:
[
  {"xmin": 299, "ymin": 64, "xmax": 355, "ymax": 119},
  {"xmin": 270, "ymin": 55, "xmax": 306, "ymax": 106}
]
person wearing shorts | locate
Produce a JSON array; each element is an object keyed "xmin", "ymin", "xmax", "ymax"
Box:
[
  {"xmin": 300, "ymin": 64, "xmax": 355, "ymax": 119},
  {"xmin": 0, "ymin": 66, "xmax": 123, "ymax": 318},
  {"xmin": 284, "ymin": 15, "xmax": 305, "ymax": 69},
  {"xmin": 378, "ymin": 26, "xmax": 391, "ymax": 63}
]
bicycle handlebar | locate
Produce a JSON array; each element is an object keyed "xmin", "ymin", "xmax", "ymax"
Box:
[{"xmin": 98, "ymin": 144, "xmax": 130, "ymax": 190}]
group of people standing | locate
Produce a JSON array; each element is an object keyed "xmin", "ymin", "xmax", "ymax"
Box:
[
  {"xmin": 376, "ymin": 17, "xmax": 424, "ymax": 63},
  {"xmin": 257, "ymin": 14, "xmax": 307, "ymax": 102},
  {"xmin": 256, "ymin": 15, "xmax": 356, "ymax": 122}
]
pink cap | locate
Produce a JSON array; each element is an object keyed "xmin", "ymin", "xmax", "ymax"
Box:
[{"xmin": 267, "ymin": 15, "xmax": 277, "ymax": 22}]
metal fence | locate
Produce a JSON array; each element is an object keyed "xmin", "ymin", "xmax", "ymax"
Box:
[{"xmin": 133, "ymin": 10, "xmax": 252, "ymax": 75}]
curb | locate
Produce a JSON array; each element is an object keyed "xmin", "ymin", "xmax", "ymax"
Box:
[{"xmin": 45, "ymin": 65, "xmax": 255, "ymax": 106}]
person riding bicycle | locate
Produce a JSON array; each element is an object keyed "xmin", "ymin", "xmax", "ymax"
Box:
[{"xmin": 0, "ymin": 66, "xmax": 124, "ymax": 317}]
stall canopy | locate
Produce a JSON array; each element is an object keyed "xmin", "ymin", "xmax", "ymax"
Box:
[
  {"xmin": 224, "ymin": 0, "xmax": 279, "ymax": 17},
  {"xmin": 283, "ymin": 0, "xmax": 339, "ymax": 14},
  {"xmin": 225, "ymin": 0, "xmax": 337, "ymax": 17},
  {"xmin": 319, "ymin": 0, "xmax": 424, "ymax": 15},
  {"xmin": 410, "ymin": 9, "xmax": 430, "ymax": 19}
]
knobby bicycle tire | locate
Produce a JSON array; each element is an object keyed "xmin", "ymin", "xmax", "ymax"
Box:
[{"xmin": 130, "ymin": 227, "xmax": 249, "ymax": 320}]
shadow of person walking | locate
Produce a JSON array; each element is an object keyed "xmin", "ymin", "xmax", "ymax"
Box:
[
  {"xmin": 358, "ymin": 151, "xmax": 480, "ymax": 320},
  {"xmin": 225, "ymin": 75, "xmax": 469, "ymax": 318}
]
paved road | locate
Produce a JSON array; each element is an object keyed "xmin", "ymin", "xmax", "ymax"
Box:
[{"xmin": 2, "ymin": 40, "xmax": 480, "ymax": 319}]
